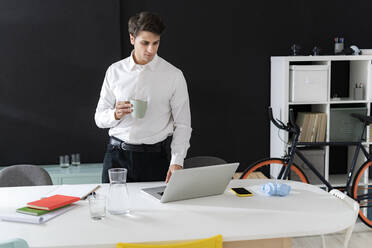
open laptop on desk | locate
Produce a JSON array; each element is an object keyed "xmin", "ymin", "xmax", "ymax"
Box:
[{"xmin": 141, "ymin": 163, "xmax": 239, "ymax": 203}]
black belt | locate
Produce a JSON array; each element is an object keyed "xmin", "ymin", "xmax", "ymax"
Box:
[{"xmin": 109, "ymin": 136, "xmax": 165, "ymax": 152}]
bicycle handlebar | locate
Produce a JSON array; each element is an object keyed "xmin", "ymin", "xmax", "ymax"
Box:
[
  {"xmin": 268, "ymin": 107, "xmax": 300, "ymax": 133},
  {"xmin": 268, "ymin": 107, "xmax": 286, "ymax": 130}
]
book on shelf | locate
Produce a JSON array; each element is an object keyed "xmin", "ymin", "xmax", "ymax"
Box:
[
  {"xmin": 316, "ymin": 113, "xmax": 327, "ymax": 142},
  {"xmin": 27, "ymin": 194, "xmax": 80, "ymax": 211},
  {"xmin": 296, "ymin": 112, "xmax": 308, "ymax": 142},
  {"xmin": 305, "ymin": 113, "xmax": 316, "ymax": 142},
  {"xmin": 310, "ymin": 113, "xmax": 319, "ymax": 142},
  {"xmin": 295, "ymin": 112, "xmax": 327, "ymax": 142}
]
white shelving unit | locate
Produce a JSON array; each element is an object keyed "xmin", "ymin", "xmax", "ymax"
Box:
[{"xmin": 271, "ymin": 55, "xmax": 372, "ymax": 187}]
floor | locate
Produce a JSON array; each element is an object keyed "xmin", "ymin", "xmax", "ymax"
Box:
[{"xmin": 292, "ymin": 220, "xmax": 372, "ymax": 248}]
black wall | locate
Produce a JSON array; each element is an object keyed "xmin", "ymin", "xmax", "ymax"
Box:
[
  {"xmin": 1, "ymin": 0, "xmax": 372, "ymax": 171},
  {"xmin": 0, "ymin": 0, "xmax": 121, "ymax": 165}
]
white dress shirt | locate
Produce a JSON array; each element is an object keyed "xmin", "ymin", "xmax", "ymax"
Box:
[{"xmin": 95, "ymin": 53, "xmax": 192, "ymax": 166}]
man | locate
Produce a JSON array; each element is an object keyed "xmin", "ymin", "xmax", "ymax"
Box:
[{"xmin": 95, "ymin": 11, "xmax": 192, "ymax": 183}]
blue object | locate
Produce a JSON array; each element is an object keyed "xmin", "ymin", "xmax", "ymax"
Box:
[
  {"xmin": 0, "ymin": 238, "xmax": 29, "ymax": 248},
  {"xmin": 261, "ymin": 182, "xmax": 291, "ymax": 196}
]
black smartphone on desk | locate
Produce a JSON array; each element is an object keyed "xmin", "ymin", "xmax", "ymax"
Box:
[{"xmin": 230, "ymin": 187, "xmax": 253, "ymax": 197}]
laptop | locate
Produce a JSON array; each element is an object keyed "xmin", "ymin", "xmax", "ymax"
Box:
[{"xmin": 141, "ymin": 163, "xmax": 239, "ymax": 203}]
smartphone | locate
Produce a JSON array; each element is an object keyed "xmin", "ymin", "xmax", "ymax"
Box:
[{"xmin": 230, "ymin": 187, "xmax": 253, "ymax": 197}]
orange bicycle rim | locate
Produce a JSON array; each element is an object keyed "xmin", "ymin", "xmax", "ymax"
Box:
[
  {"xmin": 353, "ymin": 161, "xmax": 372, "ymax": 226},
  {"xmin": 241, "ymin": 159, "xmax": 308, "ymax": 183}
]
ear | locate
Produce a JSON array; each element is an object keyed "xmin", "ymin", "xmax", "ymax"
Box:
[{"xmin": 130, "ymin": 34, "xmax": 135, "ymax": 45}]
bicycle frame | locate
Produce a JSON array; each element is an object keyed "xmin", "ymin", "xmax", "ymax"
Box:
[
  {"xmin": 267, "ymin": 107, "xmax": 372, "ymax": 227},
  {"xmin": 280, "ymin": 117, "xmax": 372, "ymax": 193}
]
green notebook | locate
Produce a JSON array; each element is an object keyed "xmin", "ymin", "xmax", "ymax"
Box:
[
  {"xmin": 16, "ymin": 207, "xmax": 50, "ymax": 216},
  {"xmin": 16, "ymin": 205, "xmax": 69, "ymax": 216}
]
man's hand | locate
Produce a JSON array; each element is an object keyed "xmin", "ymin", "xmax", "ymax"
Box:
[
  {"xmin": 115, "ymin": 101, "xmax": 132, "ymax": 120},
  {"xmin": 165, "ymin": 164, "xmax": 183, "ymax": 183}
]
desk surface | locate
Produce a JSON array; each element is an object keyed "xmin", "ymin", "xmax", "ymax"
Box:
[{"xmin": 0, "ymin": 179, "xmax": 355, "ymax": 248}]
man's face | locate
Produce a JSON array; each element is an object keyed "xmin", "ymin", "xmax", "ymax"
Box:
[{"xmin": 130, "ymin": 31, "xmax": 160, "ymax": 65}]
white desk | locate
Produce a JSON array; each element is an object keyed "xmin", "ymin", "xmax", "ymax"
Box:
[{"xmin": 0, "ymin": 179, "xmax": 356, "ymax": 248}]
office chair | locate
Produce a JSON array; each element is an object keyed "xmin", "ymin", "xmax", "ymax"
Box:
[
  {"xmin": 0, "ymin": 164, "xmax": 52, "ymax": 187},
  {"xmin": 117, "ymin": 234, "xmax": 222, "ymax": 248},
  {"xmin": 321, "ymin": 189, "xmax": 359, "ymax": 248},
  {"xmin": 0, "ymin": 238, "xmax": 29, "ymax": 248},
  {"xmin": 183, "ymin": 156, "xmax": 227, "ymax": 169}
]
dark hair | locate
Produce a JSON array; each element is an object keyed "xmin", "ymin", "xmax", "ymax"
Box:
[{"xmin": 128, "ymin": 11, "xmax": 166, "ymax": 37}]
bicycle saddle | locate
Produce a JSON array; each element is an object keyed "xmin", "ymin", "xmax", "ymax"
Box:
[{"xmin": 350, "ymin": 113, "xmax": 372, "ymax": 125}]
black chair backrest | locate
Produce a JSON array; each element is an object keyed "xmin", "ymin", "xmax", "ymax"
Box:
[
  {"xmin": 184, "ymin": 156, "xmax": 227, "ymax": 169},
  {"xmin": 0, "ymin": 164, "xmax": 52, "ymax": 187}
]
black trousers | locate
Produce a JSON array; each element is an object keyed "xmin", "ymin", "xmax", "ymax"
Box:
[{"xmin": 101, "ymin": 137, "xmax": 171, "ymax": 183}]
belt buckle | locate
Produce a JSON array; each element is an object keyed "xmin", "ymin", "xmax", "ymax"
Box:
[
  {"xmin": 120, "ymin": 142, "xmax": 127, "ymax": 150},
  {"xmin": 121, "ymin": 142, "xmax": 143, "ymax": 152}
]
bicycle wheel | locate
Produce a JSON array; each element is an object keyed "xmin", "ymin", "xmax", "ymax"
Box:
[
  {"xmin": 240, "ymin": 158, "xmax": 309, "ymax": 183},
  {"xmin": 352, "ymin": 160, "xmax": 372, "ymax": 228}
]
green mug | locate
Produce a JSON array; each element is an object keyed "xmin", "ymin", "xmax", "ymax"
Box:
[{"xmin": 130, "ymin": 99, "xmax": 147, "ymax": 119}]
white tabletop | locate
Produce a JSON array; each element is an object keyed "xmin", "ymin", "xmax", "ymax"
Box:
[{"xmin": 0, "ymin": 179, "xmax": 356, "ymax": 248}]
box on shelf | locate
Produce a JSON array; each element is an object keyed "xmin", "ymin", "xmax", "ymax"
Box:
[
  {"xmin": 330, "ymin": 107, "xmax": 367, "ymax": 142},
  {"xmin": 293, "ymin": 149, "xmax": 325, "ymax": 185},
  {"xmin": 289, "ymin": 65, "xmax": 328, "ymax": 102}
]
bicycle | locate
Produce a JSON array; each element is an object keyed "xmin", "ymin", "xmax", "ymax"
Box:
[{"xmin": 240, "ymin": 107, "xmax": 372, "ymax": 228}]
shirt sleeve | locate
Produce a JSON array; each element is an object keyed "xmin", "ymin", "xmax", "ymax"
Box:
[
  {"xmin": 169, "ymin": 71, "xmax": 192, "ymax": 166},
  {"xmin": 94, "ymin": 66, "xmax": 121, "ymax": 128}
]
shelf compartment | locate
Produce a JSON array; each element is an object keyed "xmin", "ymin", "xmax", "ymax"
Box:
[
  {"xmin": 289, "ymin": 65, "xmax": 329, "ymax": 103},
  {"xmin": 293, "ymin": 148, "xmax": 325, "ymax": 185},
  {"xmin": 330, "ymin": 60, "xmax": 369, "ymax": 101},
  {"xmin": 329, "ymin": 106, "xmax": 367, "ymax": 142}
]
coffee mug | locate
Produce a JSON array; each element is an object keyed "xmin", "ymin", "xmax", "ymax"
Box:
[{"xmin": 130, "ymin": 99, "xmax": 147, "ymax": 119}]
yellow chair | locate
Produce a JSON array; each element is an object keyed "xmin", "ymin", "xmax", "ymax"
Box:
[{"xmin": 117, "ymin": 235, "xmax": 222, "ymax": 248}]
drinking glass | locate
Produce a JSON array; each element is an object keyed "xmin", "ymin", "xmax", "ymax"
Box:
[
  {"xmin": 88, "ymin": 195, "xmax": 106, "ymax": 220},
  {"xmin": 60, "ymin": 155, "xmax": 69, "ymax": 168}
]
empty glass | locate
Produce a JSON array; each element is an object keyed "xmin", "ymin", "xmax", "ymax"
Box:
[
  {"xmin": 64, "ymin": 155, "xmax": 70, "ymax": 167},
  {"xmin": 70, "ymin": 153, "xmax": 81, "ymax": 166},
  {"xmin": 59, "ymin": 155, "xmax": 69, "ymax": 168},
  {"xmin": 71, "ymin": 154, "xmax": 76, "ymax": 166},
  {"xmin": 107, "ymin": 168, "xmax": 131, "ymax": 215},
  {"xmin": 88, "ymin": 195, "xmax": 106, "ymax": 220},
  {"xmin": 59, "ymin": 155, "xmax": 64, "ymax": 167},
  {"xmin": 71, "ymin": 154, "xmax": 81, "ymax": 166},
  {"xmin": 75, "ymin": 153, "xmax": 81, "ymax": 165}
]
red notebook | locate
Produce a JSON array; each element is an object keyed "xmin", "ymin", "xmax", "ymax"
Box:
[{"xmin": 27, "ymin": 194, "xmax": 80, "ymax": 210}]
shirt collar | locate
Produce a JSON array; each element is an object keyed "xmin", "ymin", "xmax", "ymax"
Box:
[{"xmin": 128, "ymin": 50, "xmax": 158, "ymax": 71}]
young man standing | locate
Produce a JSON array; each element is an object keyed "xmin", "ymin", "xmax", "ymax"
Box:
[{"xmin": 95, "ymin": 12, "xmax": 192, "ymax": 183}]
